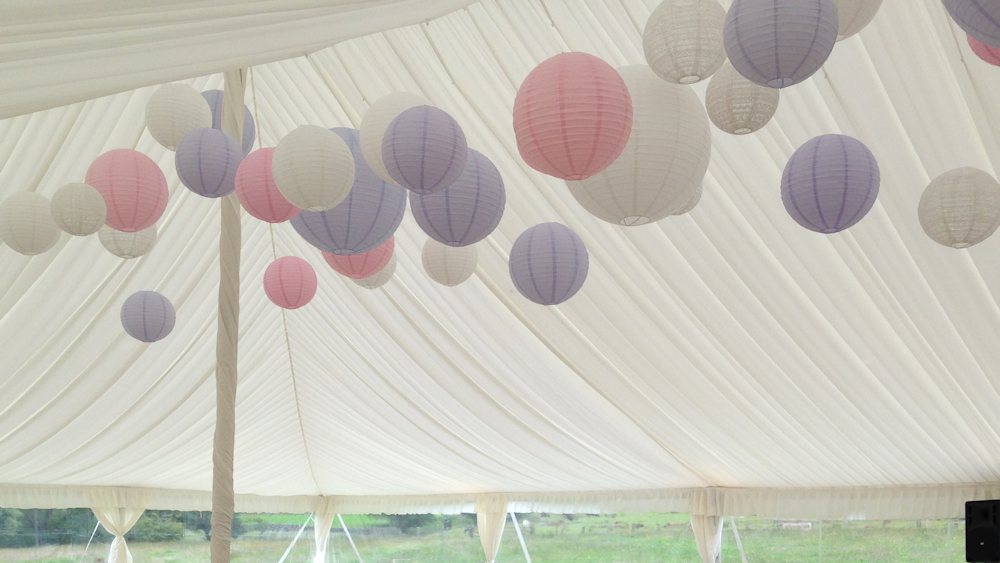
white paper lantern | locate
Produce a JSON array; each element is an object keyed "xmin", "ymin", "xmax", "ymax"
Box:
[
  {"xmin": 674, "ymin": 184, "xmax": 703, "ymax": 215},
  {"xmin": 360, "ymin": 93, "xmax": 429, "ymax": 184},
  {"xmin": 272, "ymin": 125, "xmax": 355, "ymax": 211},
  {"xmin": 422, "ymin": 239, "xmax": 477, "ymax": 286},
  {"xmin": 353, "ymin": 253, "xmax": 397, "ymax": 289},
  {"xmin": 705, "ymin": 62, "xmax": 780, "ymax": 135},
  {"xmin": 145, "ymin": 83, "xmax": 213, "ymax": 151},
  {"xmin": 834, "ymin": 0, "xmax": 882, "ymax": 40},
  {"xmin": 50, "ymin": 183, "xmax": 107, "ymax": 236},
  {"xmin": 0, "ymin": 192, "xmax": 61, "ymax": 255},
  {"xmin": 99, "ymin": 224, "xmax": 157, "ymax": 258},
  {"xmin": 643, "ymin": 0, "xmax": 727, "ymax": 84},
  {"xmin": 567, "ymin": 65, "xmax": 711, "ymax": 225},
  {"xmin": 918, "ymin": 167, "xmax": 1000, "ymax": 248}
]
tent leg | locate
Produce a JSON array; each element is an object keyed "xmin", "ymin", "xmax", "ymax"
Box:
[
  {"xmin": 338, "ymin": 514, "xmax": 364, "ymax": 563},
  {"xmin": 510, "ymin": 511, "xmax": 532, "ymax": 563}
]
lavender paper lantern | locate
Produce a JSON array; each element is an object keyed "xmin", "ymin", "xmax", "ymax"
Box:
[
  {"xmin": 121, "ymin": 291, "xmax": 175, "ymax": 343},
  {"xmin": 724, "ymin": 0, "xmax": 839, "ymax": 88},
  {"xmin": 509, "ymin": 223, "xmax": 589, "ymax": 306},
  {"xmin": 410, "ymin": 149, "xmax": 505, "ymax": 247},
  {"xmin": 781, "ymin": 134, "xmax": 879, "ymax": 233},
  {"xmin": 382, "ymin": 105, "xmax": 468, "ymax": 194},
  {"xmin": 202, "ymin": 89, "xmax": 256, "ymax": 154},
  {"xmin": 291, "ymin": 128, "xmax": 407, "ymax": 255},
  {"xmin": 944, "ymin": 0, "xmax": 1000, "ymax": 48},
  {"xmin": 175, "ymin": 128, "xmax": 244, "ymax": 198}
]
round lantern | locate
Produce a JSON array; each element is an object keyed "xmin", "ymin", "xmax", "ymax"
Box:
[
  {"xmin": 423, "ymin": 239, "xmax": 477, "ymax": 286},
  {"xmin": 834, "ymin": 0, "xmax": 882, "ymax": 40},
  {"xmin": 291, "ymin": 128, "xmax": 407, "ymax": 255},
  {"xmin": 353, "ymin": 254, "xmax": 397, "ymax": 289},
  {"xmin": 121, "ymin": 291, "xmax": 175, "ymax": 343},
  {"xmin": 918, "ymin": 167, "xmax": 1000, "ymax": 248},
  {"xmin": 175, "ymin": 128, "xmax": 244, "ymax": 198},
  {"xmin": 642, "ymin": 0, "xmax": 727, "ymax": 84},
  {"xmin": 99, "ymin": 224, "xmax": 157, "ymax": 259},
  {"xmin": 724, "ymin": 0, "xmax": 839, "ymax": 88},
  {"xmin": 324, "ymin": 237, "xmax": 394, "ymax": 279},
  {"xmin": 145, "ymin": 83, "xmax": 213, "ymax": 151},
  {"xmin": 568, "ymin": 65, "xmax": 710, "ymax": 226},
  {"xmin": 201, "ymin": 89, "xmax": 256, "ymax": 154},
  {"xmin": 969, "ymin": 35, "xmax": 1000, "ymax": 66},
  {"xmin": 674, "ymin": 184, "xmax": 703, "ymax": 216},
  {"xmin": 513, "ymin": 52, "xmax": 633, "ymax": 180},
  {"xmin": 272, "ymin": 125, "xmax": 355, "ymax": 212},
  {"xmin": 235, "ymin": 148, "xmax": 301, "ymax": 223},
  {"xmin": 781, "ymin": 134, "xmax": 880, "ymax": 233},
  {"xmin": 0, "ymin": 192, "xmax": 61, "ymax": 255},
  {"xmin": 86, "ymin": 149, "xmax": 168, "ymax": 232},
  {"xmin": 263, "ymin": 256, "xmax": 318, "ymax": 309},
  {"xmin": 509, "ymin": 223, "xmax": 589, "ymax": 305},
  {"xmin": 410, "ymin": 149, "xmax": 505, "ymax": 246},
  {"xmin": 944, "ymin": 0, "xmax": 1000, "ymax": 48},
  {"xmin": 50, "ymin": 183, "xmax": 107, "ymax": 236},
  {"xmin": 360, "ymin": 92, "xmax": 430, "ymax": 184},
  {"xmin": 382, "ymin": 105, "xmax": 468, "ymax": 194},
  {"xmin": 705, "ymin": 62, "xmax": 780, "ymax": 135}
]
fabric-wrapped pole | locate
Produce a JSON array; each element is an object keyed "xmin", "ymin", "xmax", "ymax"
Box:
[
  {"xmin": 91, "ymin": 506, "xmax": 143, "ymax": 563},
  {"xmin": 475, "ymin": 494, "xmax": 508, "ymax": 563},
  {"xmin": 691, "ymin": 515, "xmax": 723, "ymax": 563},
  {"xmin": 313, "ymin": 499, "xmax": 337, "ymax": 563}
]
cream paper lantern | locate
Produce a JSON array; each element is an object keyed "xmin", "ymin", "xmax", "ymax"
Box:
[
  {"xmin": 99, "ymin": 224, "xmax": 157, "ymax": 258},
  {"xmin": 674, "ymin": 184, "xmax": 703, "ymax": 215},
  {"xmin": 643, "ymin": 0, "xmax": 727, "ymax": 84},
  {"xmin": 705, "ymin": 62, "xmax": 779, "ymax": 135},
  {"xmin": 0, "ymin": 192, "xmax": 61, "ymax": 255},
  {"xmin": 361, "ymin": 93, "xmax": 430, "ymax": 184},
  {"xmin": 50, "ymin": 183, "xmax": 107, "ymax": 236},
  {"xmin": 272, "ymin": 125, "xmax": 355, "ymax": 211},
  {"xmin": 834, "ymin": 0, "xmax": 882, "ymax": 40},
  {"xmin": 422, "ymin": 239, "xmax": 477, "ymax": 286},
  {"xmin": 918, "ymin": 167, "xmax": 1000, "ymax": 248},
  {"xmin": 145, "ymin": 83, "xmax": 213, "ymax": 151},
  {"xmin": 353, "ymin": 253, "xmax": 397, "ymax": 289},
  {"xmin": 567, "ymin": 65, "xmax": 711, "ymax": 225}
]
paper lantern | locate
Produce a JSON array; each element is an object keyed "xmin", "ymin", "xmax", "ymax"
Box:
[
  {"xmin": 273, "ymin": 125, "xmax": 356, "ymax": 212},
  {"xmin": 411, "ymin": 149, "xmax": 505, "ymax": 246},
  {"xmin": 50, "ymin": 183, "xmax": 107, "ymax": 236},
  {"xmin": 86, "ymin": 149, "xmax": 168, "ymax": 232},
  {"xmin": 353, "ymin": 254, "xmax": 396, "ymax": 289},
  {"xmin": 121, "ymin": 291, "xmax": 175, "ymax": 343},
  {"xmin": 513, "ymin": 53, "xmax": 633, "ymax": 180},
  {"xmin": 423, "ymin": 239, "xmax": 477, "ymax": 286},
  {"xmin": 509, "ymin": 223, "xmax": 589, "ymax": 305},
  {"xmin": 834, "ymin": 0, "xmax": 882, "ymax": 40},
  {"xmin": 264, "ymin": 256, "xmax": 317, "ymax": 309},
  {"xmin": 568, "ymin": 66, "xmax": 710, "ymax": 226},
  {"xmin": 324, "ymin": 237, "xmax": 394, "ymax": 279},
  {"xmin": 0, "ymin": 192, "xmax": 60, "ymax": 255},
  {"xmin": 145, "ymin": 83, "xmax": 213, "ymax": 151},
  {"xmin": 674, "ymin": 184, "xmax": 703, "ymax": 216},
  {"xmin": 202, "ymin": 89, "xmax": 256, "ymax": 154},
  {"xmin": 918, "ymin": 167, "xmax": 1000, "ymax": 248},
  {"xmin": 382, "ymin": 106, "xmax": 468, "ymax": 194},
  {"xmin": 642, "ymin": 0, "xmax": 727, "ymax": 84},
  {"xmin": 235, "ymin": 148, "xmax": 300, "ymax": 223},
  {"xmin": 361, "ymin": 93, "xmax": 429, "ymax": 184},
  {"xmin": 724, "ymin": 0, "xmax": 839, "ymax": 88},
  {"xmin": 291, "ymin": 128, "xmax": 407, "ymax": 255},
  {"xmin": 99, "ymin": 224, "xmax": 157, "ymax": 259},
  {"xmin": 705, "ymin": 62, "xmax": 780, "ymax": 135},
  {"xmin": 781, "ymin": 134, "xmax": 879, "ymax": 233},
  {"xmin": 969, "ymin": 34, "xmax": 1000, "ymax": 66},
  {"xmin": 175, "ymin": 128, "xmax": 244, "ymax": 198},
  {"xmin": 944, "ymin": 0, "xmax": 1000, "ymax": 49}
]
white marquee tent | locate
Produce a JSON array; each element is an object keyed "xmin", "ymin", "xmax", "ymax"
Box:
[{"xmin": 3, "ymin": 0, "xmax": 1000, "ymax": 544}]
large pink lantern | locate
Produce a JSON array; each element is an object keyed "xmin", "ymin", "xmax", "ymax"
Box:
[
  {"xmin": 513, "ymin": 52, "xmax": 633, "ymax": 181},
  {"xmin": 323, "ymin": 237, "xmax": 394, "ymax": 279},
  {"xmin": 264, "ymin": 256, "xmax": 317, "ymax": 309},
  {"xmin": 235, "ymin": 148, "xmax": 301, "ymax": 223},
  {"xmin": 86, "ymin": 149, "xmax": 168, "ymax": 232},
  {"xmin": 969, "ymin": 34, "xmax": 1000, "ymax": 66}
]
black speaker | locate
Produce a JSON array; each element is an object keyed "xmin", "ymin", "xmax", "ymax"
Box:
[{"xmin": 968, "ymin": 500, "xmax": 1000, "ymax": 562}]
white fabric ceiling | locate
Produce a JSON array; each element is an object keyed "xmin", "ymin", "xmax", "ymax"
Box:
[{"xmin": 3, "ymin": 0, "xmax": 1000, "ymax": 518}]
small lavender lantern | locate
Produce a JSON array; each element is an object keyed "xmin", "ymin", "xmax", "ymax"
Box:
[
  {"xmin": 382, "ymin": 105, "xmax": 468, "ymax": 194},
  {"xmin": 781, "ymin": 134, "xmax": 880, "ymax": 233},
  {"xmin": 944, "ymin": 0, "xmax": 1000, "ymax": 48},
  {"xmin": 121, "ymin": 291, "xmax": 175, "ymax": 343},
  {"xmin": 410, "ymin": 149, "xmax": 505, "ymax": 246},
  {"xmin": 175, "ymin": 128, "xmax": 244, "ymax": 198},
  {"xmin": 202, "ymin": 89, "xmax": 256, "ymax": 154},
  {"xmin": 509, "ymin": 223, "xmax": 589, "ymax": 305}
]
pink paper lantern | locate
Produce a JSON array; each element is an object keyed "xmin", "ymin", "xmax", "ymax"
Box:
[
  {"xmin": 86, "ymin": 149, "xmax": 168, "ymax": 232},
  {"xmin": 323, "ymin": 237, "xmax": 394, "ymax": 279},
  {"xmin": 513, "ymin": 52, "xmax": 633, "ymax": 181},
  {"xmin": 235, "ymin": 148, "xmax": 301, "ymax": 223},
  {"xmin": 969, "ymin": 34, "xmax": 1000, "ymax": 66},
  {"xmin": 264, "ymin": 256, "xmax": 317, "ymax": 309}
]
